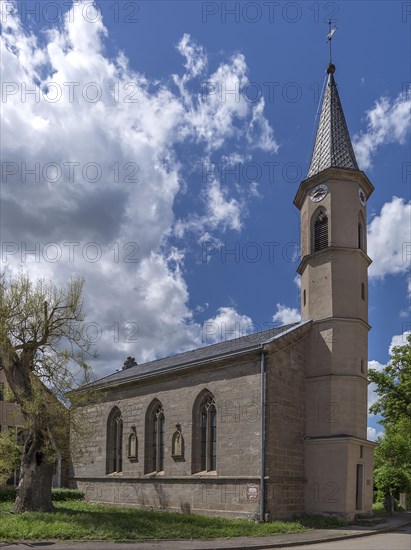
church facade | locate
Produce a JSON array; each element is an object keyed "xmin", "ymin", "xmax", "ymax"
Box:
[{"xmin": 70, "ymin": 61, "xmax": 376, "ymax": 521}]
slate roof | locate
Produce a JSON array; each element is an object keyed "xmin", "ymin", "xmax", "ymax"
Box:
[
  {"xmin": 84, "ymin": 320, "xmax": 310, "ymax": 390},
  {"xmin": 307, "ymin": 65, "xmax": 359, "ymax": 178}
]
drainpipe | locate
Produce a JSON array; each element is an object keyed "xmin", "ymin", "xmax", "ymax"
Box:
[{"xmin": 259, "ymin": 349, "xmax": 266, "ymax": 522}]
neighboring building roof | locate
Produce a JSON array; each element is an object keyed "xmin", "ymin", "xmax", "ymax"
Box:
[
  {"xmin": 307, "ymin": 64, "xmax": 359, "ymax": 178},
  {"xmin": 84, "ymin": 320, "xmax": 311, "ymax": 390}
]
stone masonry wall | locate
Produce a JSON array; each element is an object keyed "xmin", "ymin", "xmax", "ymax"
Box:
[
  {"xmin": 264, "ymin": 337, "xmax": 307, "ymax": 519},
  {"xmin": 71, "ymin": 352, "xmax": 263, "ymax": 518}
]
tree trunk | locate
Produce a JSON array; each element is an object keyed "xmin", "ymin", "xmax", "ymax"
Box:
[{"xmin": 13, "ymin": 431, "xmax": 55, "ymax": 513}]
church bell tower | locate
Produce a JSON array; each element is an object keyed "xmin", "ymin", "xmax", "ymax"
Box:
[{"xmin": 294, "ymin": 61, "xmax": 375, "ymax": 518}]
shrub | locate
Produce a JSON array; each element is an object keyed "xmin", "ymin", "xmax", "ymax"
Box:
[
  {"xmin": 0, "ymin": 487, "xmax": 16, "ymax": 502},
  {"xmin": 0, "ymin": 487, "xmax": 84, "ymax": 502},
  {"xmin": 51, "ymin": 489, "xmax": 85, "ymax": 501}
]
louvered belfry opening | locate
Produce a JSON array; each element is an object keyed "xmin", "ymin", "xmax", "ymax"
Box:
[{"xmin": 314, "ymin": 210, "xmax": 328, "ymax": 252}]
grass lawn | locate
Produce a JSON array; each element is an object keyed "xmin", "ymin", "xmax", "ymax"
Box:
[{"xmin": 0, "ymin": 501, "xmax": 348, "ymax": 542}]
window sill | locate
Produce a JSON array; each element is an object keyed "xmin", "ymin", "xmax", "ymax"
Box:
[
  {"xmin": 144, "ymin": 471, "xmax": 165, "ymax": 477},
  {"xmin": 193, "ymin": 470, "xmax": 217, "ymax": 476}
]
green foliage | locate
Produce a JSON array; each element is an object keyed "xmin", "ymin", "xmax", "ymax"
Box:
[
  {"xmin": 374, "ymin": 418, "xmax": 411, "ymax": 470},
  {"xmin": 374, "ymin": 465, "xmax": 411, "ymax": 496},
  {"xmin": 373, "ymin": 419, "xmax": 411, "ymax": 509},
  {"xmin": 0, "ymin": 430, "xmax": 21, "ymax": 485},
  {"xmin": 369, "ymin": 335, "xmax": 411, "ymax": 510},
  {"xmin": 0, "ymin": 272, "xmax": 99, "ymax": 511},
  {"xmin": 0, "ymin": 487, "xmax": 17, "ymax": 502},
  {"xmin": 0, "ymin": 488, "xmax": 84, "ymax": 502},
  {"xmin": 51, "ymin": 489, "xmax": 84, "ymax": 501},
  {"xmin": 295, "ymin": 515, "xmax": 349, "ymax": 528},
  {"xmin": 369, "ymin": 333, "xmax": 411, "ymax": 426},
  {"xmin": 372, "ymin": 501, "xmax": 386, "ymax": 512}
]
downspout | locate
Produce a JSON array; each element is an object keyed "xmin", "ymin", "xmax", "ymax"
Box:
[{"xmin": 259, "ymin": 349, "xmax": 266, "ymax": 522}]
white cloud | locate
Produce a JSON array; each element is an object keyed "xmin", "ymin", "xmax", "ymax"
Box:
[
  {"xmin": 293, "ymin": 275, "xmax": 301, "ymax": 289},
  {"xmin": 247, "ymin": 98, "xmax": 279, "ymax": 154},
  {"xmin": 249, "ymin": 182, "xmax": 262, "ymax": 199},
  {"xmin": 1, "ymin": 1, "xmax": 278, "ymax": 378},
  {"xmin": 353, "ymin": 92, "xmax": 411, "ymax": 170},
  {"xmin": 201, "ymin": 307, "xmax": 254, "ymax": 344},
  {"xmin": 272, "ymin": 303, "xmax": 301, "ymax": 325},
  {"xmin": 367, "ymin": 426, "xmax": 384, "ymax": 442},
  {"xmin": 176, "ymin": 33, "xmax": 207, "ymax": 79},
  {"xmin": 389, "ymin": 331, "xmax": 411, "ymax": 354},
  {"xmin": 206, "ymin": 179, "xmax": 243, "ymax": 231},
  {"xmin": 368, "ymin": 197, "xmax": 411, "ymax": 279}
]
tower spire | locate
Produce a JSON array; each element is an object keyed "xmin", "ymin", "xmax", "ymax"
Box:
[{"xmin": 307, "ymin": 25, "xmax": 358, "ymax": 179}]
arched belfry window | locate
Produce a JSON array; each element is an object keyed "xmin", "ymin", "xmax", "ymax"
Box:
[
  {"xmin": 145, "ymin": 400, "xmax": 165, "ymax": 473},
  {"xmin": 313, "ymin": 209, "xmax": 328, "ymax": 252},
  {"xmin": 358, "ymin": 213, "xmax": 365, "ymax": 251},
  {"xmin": 106, "ymin": 407, "xmax": 123, "ymax": 474},
  {"xmin": 192, "ymin": 391, "xmax": 217, "ymax": 473}
]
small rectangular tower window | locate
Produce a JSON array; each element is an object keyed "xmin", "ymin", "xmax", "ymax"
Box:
[{"xmin": 303, "ymin": 289, "xmax": 306, "ymax": 306}]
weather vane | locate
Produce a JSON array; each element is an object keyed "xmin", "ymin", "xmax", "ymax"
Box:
[{"xmin": 326, "ymin": 20, "xmax": 338, "ymax": 65}]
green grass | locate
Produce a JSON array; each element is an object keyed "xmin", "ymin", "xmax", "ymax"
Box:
[
  {"xmin": 0, "ymin": 501, "xmax": 317, "ymax": 542},
  {"xmin": 294, "ymin": 515, "xmax": 350, "ymax": 529}
]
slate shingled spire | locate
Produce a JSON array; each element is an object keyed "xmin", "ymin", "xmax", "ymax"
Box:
[{"xmin": 307, "ymin": 64, "xmax": 359, "ymax": 178}]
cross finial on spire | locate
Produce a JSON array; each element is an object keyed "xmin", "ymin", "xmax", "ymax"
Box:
[{"xmin": 326, "ymin": 20, "xmax": 338, "ymax": 67}]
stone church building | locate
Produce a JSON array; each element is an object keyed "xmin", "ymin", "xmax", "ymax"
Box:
[{"xmin": 71, "ymin": 61, "xmax": 376, "ymax": 520}]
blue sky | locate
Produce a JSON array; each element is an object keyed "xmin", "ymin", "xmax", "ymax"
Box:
[{"xmin": 1, "ymin": 0, "xmax": 410, "ymax": 439}]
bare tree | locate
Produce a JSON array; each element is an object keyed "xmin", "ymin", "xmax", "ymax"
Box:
[{"xmin": 0, "ymin": 272, "xmax": 95, "ymax": 513}]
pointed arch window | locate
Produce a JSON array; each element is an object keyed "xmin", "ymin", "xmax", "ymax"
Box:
[
  {"xmin": 106, "ymin": 407, "xmax": 123, "ymax": 474},
  {"xmin": 313, "ymin": 209, "xmax": 328, "ymax": 252},
  {"xmin": 192, "ymin": 391, "xmax": 217, "ymax": 473},
  {"xmin": 145, "ymin": 400, "xmax": 165, "ymax": 473},
  {"xmin": 201, "ymin": 395, "xmax": 217, "ymax": 471}
]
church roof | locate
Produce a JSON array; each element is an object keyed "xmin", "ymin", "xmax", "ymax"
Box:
[
  {"xmin": 307, "ymin": 64, "xmax": 359, "ymax": 178},
  {"xmin": 83, "ymin": 320, "xmax": 311, "ymax": 390}
]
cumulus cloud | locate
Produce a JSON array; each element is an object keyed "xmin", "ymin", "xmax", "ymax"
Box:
[
  {"xmin": 367, "ymin": 427, "xmax": 384, "ymax": 442},
  {"xmin": 201, "ymin": 307, "xmax": 254, "ymax": 344},
  {"xmin": 368, "ymin": 197, "xmax": 411, "ymax": 279},
  {"xmin": 293, "ymin": 275, "xmax": 301, "ymax": 289},
  {"xmin": 272, "ymin": 303, "xmax": 301, "ymax": 325},
  {"xmin": 1, "ymin": 1, "xmax": 277, "ymax": 377},
  {"xmin": 353, "ymin": 92, "xmax": 411, "ymax": 170},
  {"xmin": 389, "ymin": 331, "xmax": 411, "ymax": 354}
]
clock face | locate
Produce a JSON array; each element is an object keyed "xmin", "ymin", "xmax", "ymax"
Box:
[
  {"xmin": 359, "ymin": 188, "xmax": 367, "ymax": 206},
  {"xmin": 310, "ymin": 184, "xmax": 328, "ymax": 202}
]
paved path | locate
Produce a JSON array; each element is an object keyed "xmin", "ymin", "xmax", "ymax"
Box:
[
  {"xmin": 0, "ymin": 513, "xmax": 410, "ymax": 550},
  {"xmin": 273, "ymin": 525, "xmax": 411, "ymax": 549}
]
